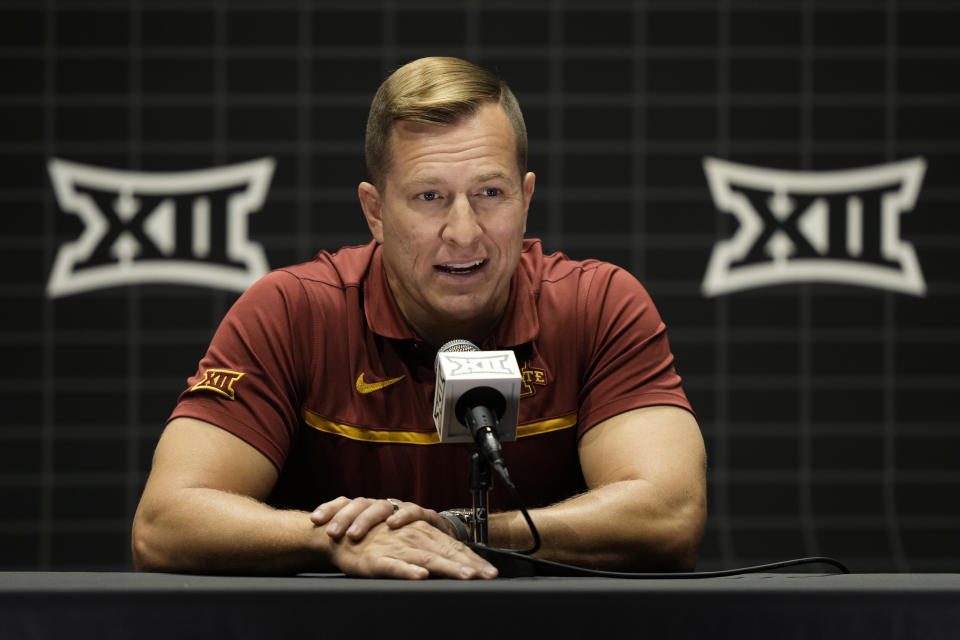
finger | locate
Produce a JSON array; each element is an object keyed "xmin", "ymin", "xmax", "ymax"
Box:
[
  {"xmin": 394, "ymin": 524, "xmax": 498, "ymax": 579},
  {"xmin": 310, "ymin": 496, "xmax": 351, "ymax": 525},
  {"xmin": 331, "ymin": 521, "xmax": 497, "ymax": 580},
  {"xmin": 408, "ymin": 545, "xmax": 498, "ymax": 580},
  {"xmin": 385, "ymin": 505, "xmax": 440, "ymax": 530},
  {"xmin": 325, "ymin": 497, "xmax": 379, "ymax": 538},
  {"xmin": 370, "ymin": 555, "xmax": 430, "ymax": 580},
  {"xmin": 334, "ymin": 540, "xmax": 430, "ymax": 580},
  {"xmin": 447, "ymin": 544, "xmax": 499, "ymax": 579},
  {"xmin": 344, "ymin": 499, "xmax": 400, "ymax": 540}
]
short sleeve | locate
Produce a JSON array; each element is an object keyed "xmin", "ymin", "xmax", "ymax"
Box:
[
  {"xmin": 168, "ymin": 269, "xmax": 312, "ymax": 470},
  {"xmin": 576, "ymin": 265, "xmax": 692, "ymax": 436}
]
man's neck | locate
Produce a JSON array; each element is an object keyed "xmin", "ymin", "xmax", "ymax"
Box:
[{"xmin": 405, "ymin": 316, "xmax": 498, "ymax": 352}]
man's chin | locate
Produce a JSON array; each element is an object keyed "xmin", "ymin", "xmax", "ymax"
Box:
[
  {"xmin": 435, "ymin": 305, "xmax": 488, "ymax": 325},
  {"xmin": 432, "ymin": 298, "xmax": 499, "ymax": 328}
]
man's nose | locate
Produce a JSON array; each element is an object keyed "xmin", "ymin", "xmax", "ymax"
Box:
[{"xmin": 441, "ymin": 195, "xmax": 482, "ymax": 246}]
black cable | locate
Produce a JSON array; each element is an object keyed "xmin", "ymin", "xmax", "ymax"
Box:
[
  {"xmin": 483, "ymin": 457, "xmax": 848, "ymax": 577},
  {"xmin": 468, "ymin": 544, "xmax": 851, "ymax": 579},
  {"xmin": 560, "ymin": 555, "xmax": 852, "ymax": 578},
  {"xmin": 490, "ymin": 461, "xmax": 541, "ymax": 556}
]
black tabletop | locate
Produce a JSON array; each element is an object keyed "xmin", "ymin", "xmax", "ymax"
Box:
[{"xmin": 2, "ymin": 572, "xmax": 960, "ymax": 639}]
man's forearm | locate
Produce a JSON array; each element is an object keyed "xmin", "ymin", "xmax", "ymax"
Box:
[
  {"xmin": 488, "ymin": 478, "xmax": 705, "ymax": 571},
  {"xmin": 132, "ymin": 487, "xmax": 332, "ymax": 575}
]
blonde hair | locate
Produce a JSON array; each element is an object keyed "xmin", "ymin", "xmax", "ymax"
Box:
[{"xmin": 365, "ymin": 57, "xmax": 527, "ymax": 187}]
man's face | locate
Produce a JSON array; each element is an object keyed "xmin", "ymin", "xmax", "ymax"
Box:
[{"xmin": 359, "ymin": 102, "xmax": 536, "ymax": 344}]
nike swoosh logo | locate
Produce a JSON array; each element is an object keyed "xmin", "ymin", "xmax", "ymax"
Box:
[{"xmin": 355, "ymin": 372, "xmax": 406, "ymax": 394}]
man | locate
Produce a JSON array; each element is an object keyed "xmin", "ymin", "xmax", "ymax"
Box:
[{"xmin": 132, "ymin": 57, "xmax": 706, "ymax": 579}]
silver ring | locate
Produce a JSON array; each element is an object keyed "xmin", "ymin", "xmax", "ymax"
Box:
[{"xmin": 386, "ymin": 498, "xmax": 401, "ymax": 512}]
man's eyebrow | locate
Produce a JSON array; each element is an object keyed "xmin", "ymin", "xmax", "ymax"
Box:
[
  {"xmin": 403, "ymin": 173, "xmax": 514, "ymax": 186},
  {"xmin": 475, "ymin": 172, "xmax": 512, "ymax": 182},
  {"xmin": 405, "ymin": 175, "xmax": 445, "ymax": 186}
]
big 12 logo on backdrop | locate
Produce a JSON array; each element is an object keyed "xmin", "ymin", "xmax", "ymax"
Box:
[
  {"xmin": 701, "ymin": 157, "xmax": 927, "ymax": 297},
  {"xmin": 46, "ymin": 157, "xmax": 274, "ymax": 297}
]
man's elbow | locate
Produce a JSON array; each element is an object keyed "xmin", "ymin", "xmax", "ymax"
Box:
[
  {"xmin": 664, "ymin": 526, "xmax": 702, "ymax": 572},
  {"xmin": 130, "ymin": 506, "xmax": 171, "ymax": 573},
  {"xmin": 639, "ymin": 499, "xmax": 705, "ymax": 572},
  {"xmin": 664, "ymin": 502, "xmax": 706, "ymax": 572}
]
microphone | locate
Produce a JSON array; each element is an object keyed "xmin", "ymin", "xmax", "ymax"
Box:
[{"xmin": 432, "ymin": 339, "xmax": 521, "ymax": 467}]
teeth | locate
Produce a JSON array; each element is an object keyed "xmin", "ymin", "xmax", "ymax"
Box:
[{"xmin": 443, "ymin": 260, "xmax": 484, "ymax": 269}]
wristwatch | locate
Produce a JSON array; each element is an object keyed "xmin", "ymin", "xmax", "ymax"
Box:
[{"xmin": 438, "ymin": 508, "xmax": 474, "ymax": 543}]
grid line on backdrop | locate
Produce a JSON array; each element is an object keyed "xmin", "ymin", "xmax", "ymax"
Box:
[
  {"xmin": 798, "ymin": 0, "xmax": 818, "ymax": 565},
  {"xmin": 38, "ymin": 0, "xmax": 58, "ymax": 571},
  {"xmin": 882, "ymin": 0, "xmax": 908, "ymax": 574},
  {"xmin": 711, "ymin": 0, "xmax": 735, "ymax": 569}
]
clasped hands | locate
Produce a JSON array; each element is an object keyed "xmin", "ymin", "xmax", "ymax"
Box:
[{"xmin": 310, "ymin": 496, "xmax": 497, "ymax": 580}]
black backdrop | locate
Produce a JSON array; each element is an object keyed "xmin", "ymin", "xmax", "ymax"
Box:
[{"xmin": 2, "ymin": 0, "xmax": 958, "ymax": 572}]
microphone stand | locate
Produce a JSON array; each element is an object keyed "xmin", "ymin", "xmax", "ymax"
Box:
[{"xmin": 469, "ymin": 452, "xmax": 491, "ymax": 545}]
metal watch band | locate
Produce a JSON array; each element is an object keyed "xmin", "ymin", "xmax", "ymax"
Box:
[{"xmin": 438, "ymin": 509, "xmax": 472, "ymax": 543}]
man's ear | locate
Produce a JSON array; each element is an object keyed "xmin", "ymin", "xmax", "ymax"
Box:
[
  {"xmin": 358, "ymin": 181, "xmax": 384, "ymax": 242},
  {"xmin": 521, "ymin": 172, "xmax": 536, "ymax": 235}
]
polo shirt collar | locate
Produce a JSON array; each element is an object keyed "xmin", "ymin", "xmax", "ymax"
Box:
[
  {"xmin": 364, "ymin": 243, "xmax": 417, "ymax": 341},
  {"xmin": 486, "ymin": 240, "xmax": 540, "ymax": 348},
  {"xmin": 363, "ymin": 240, "xmax": 542, "ymax": 348}
]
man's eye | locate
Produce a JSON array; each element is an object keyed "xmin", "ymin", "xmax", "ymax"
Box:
[
  {"xmin": 418, "ymin": 192, "xmax": 439, "ymax": 201},
  {"xmin": 481, "ymin": 188, "xmax": 501, "ymax": 197}
]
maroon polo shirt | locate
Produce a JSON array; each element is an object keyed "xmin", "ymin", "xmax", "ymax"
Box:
[{"xmin": 169, "ymin": 239, "xmax": 691, "ymax": 512}]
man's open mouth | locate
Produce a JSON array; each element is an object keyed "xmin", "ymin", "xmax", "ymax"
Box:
[{"xmin": 434, "ymin": 259, "xmax": 487, "ymax": 275}]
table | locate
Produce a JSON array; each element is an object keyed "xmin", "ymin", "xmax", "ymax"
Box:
[{"xmin": 1, "ymin": 571, "xmax": 959, "ymax": 639}]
